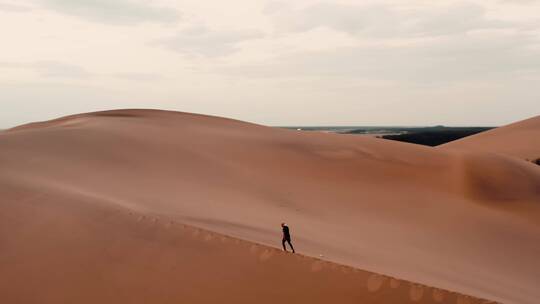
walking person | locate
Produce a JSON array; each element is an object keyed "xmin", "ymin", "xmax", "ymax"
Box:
[{"xmin": 281, "ymin": 222, "xmax": 295, "ymax": 253}]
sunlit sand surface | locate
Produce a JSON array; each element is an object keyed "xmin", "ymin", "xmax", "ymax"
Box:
[{"xmin": 1, "ymin": 110, "xmax": 539, "ymax": 304}]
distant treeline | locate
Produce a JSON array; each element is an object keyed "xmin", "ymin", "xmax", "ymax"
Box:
[
  {"xmin": 374, "ymin": 127, "xmax": 493, "ymax": 146},
  {"xmin": 282, "ymin": 126, "xmax": 494, "ymax": 147}
]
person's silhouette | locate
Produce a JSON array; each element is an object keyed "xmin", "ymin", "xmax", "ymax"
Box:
[{"xmin": 281, "ymin": 223, "xmax": 295, "ymax": 253}]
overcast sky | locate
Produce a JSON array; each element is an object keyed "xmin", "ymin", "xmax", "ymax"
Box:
[{"xmin": 1, "ymin": 0, "xmax": 539, "ymax": 128}]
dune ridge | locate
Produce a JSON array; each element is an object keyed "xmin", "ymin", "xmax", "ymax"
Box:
[
  {"xmin": 440, "ymin": 115, "xmax": 540, "ymax": 160},
  {"xmin": 1, "ymin": 109, "xmax": 539, "ymax": 304}
]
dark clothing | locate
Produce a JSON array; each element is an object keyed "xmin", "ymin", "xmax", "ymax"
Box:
[
  {"xmin": 282, "ymin": 225, "xmax": 295, "ymax": 253},
  {"xmin": 282, "ymin": 238, "xmax": 294, "ymax": 253},
  {"xmin": 282, "ymin": 225, "xmax": 291, "ymax": 240}
]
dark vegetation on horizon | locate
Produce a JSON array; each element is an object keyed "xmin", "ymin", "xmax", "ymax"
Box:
[
  {"xmin": 378, "ymin": 127, "xmax": 493, "ymax": 147},
  {"xmin": 283, "ymin": 126, "xmax": 494, "ymax": 147}
]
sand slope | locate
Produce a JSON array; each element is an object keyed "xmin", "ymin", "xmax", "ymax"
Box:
[
  {"xmin": 0, "ymin": 189, "xmax": 484, "ymax": 304},
  {"xmin": 440, "ymin": 115, "xmax": 540, "ymax": 160},
  {"xmin": 1, "ymin": 110, "xmax": 539, "ymax": 304}
]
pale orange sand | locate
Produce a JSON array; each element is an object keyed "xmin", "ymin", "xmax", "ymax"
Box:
[
  {"xmin": 440, "ymin": 115, "xmax": 540, "ymax": 160},
  {"xmin": 1, "ymin": 110, "xmax": 539, "ymax": 304}
]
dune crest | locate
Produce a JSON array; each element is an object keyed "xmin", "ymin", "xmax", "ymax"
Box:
[
  {"xmin": 1, "ymin": 109, "xmax": 539, "ymax": 304},
  {"xmin": 440, "ymin": 115, "xmax": 540, "ymax": 160}
]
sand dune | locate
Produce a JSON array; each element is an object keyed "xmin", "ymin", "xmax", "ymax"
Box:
[
  {"xmin": 1, "ymin": 109, "xmax": 539, "ymax": 304},
  {"xmin": 0, "ymin": 192, "xmax": 483, "ymax": 304},
  {"xmin": 440, "ymin": 115, "xmax": 540, "ymax": 160}
]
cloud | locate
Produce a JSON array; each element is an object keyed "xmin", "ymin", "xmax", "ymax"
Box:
[
  {"xmin": 0, "ymin": 61, "xmax": 92, "ymax": 78},
  {"xmin": 215, "ymin": 1, "xmax": 539, "ymax": 85},
  {"xmin": 499, "ymin": 0, "xmax": 540, "ymax": 3},
  {"xmin": 113, "ymin": 72, "xmax": 163, "ymax": 81},
  {"xmin": 152, "ymin": 26, "xmax": 264, "ymax": 57},
  {"xmin": 220, "ymin": 30, "xmax": 540, "ymax": 84},
  {"xmin": 0, "ymin": 62, "xmax": 165, "ymax": 81},
  {"xmin": 35, "ymin": 0, "xmax": 180, "ymax": 25},
  {"xmin": 0, "ymin": 2, "xmax": 33, "ymax": 12},
  {"xmin": 265, "ymin": 2, "xmax": 512, "ymax": 37}
]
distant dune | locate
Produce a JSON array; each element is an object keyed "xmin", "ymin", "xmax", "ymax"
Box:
[
  {"xmin": 1, "ymin": 110, "xmax": 539, "ymax": 304},
  {"xmin": 440, "ymin": 115, "xmax": 540, "ymax": 160}
]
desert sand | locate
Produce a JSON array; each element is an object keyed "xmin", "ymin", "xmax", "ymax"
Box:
[
  {"xmin": 440, "ymin": 115, "xmax": 540, "ymax": 160},
  {"xmin": 1, "ymin": 109, "xmax": 539, "ymax": 304}
]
